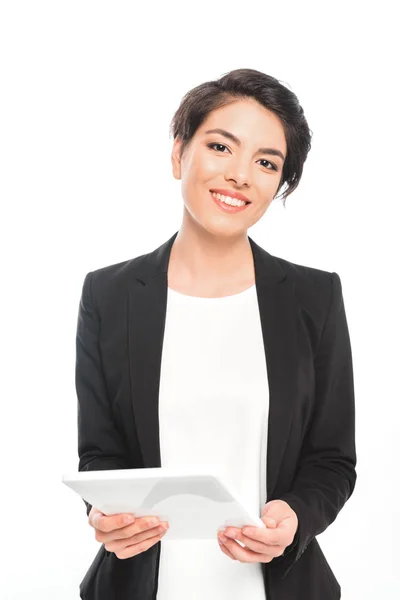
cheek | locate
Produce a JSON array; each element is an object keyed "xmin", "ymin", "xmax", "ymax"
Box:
[
  {"xmin": 181, "ymin": 157, "xmax": 209, "ymax": 186},
  {"xmin": 253, "ymin": 199, "xmax": 272, "ymax": 220},
  {"xmin": 195, "ymin": 150, "xmax": 225, "ymax": 178},
  {"xmin": 181, "ymin": 159, "xmax": 218, "ymax": 198}
]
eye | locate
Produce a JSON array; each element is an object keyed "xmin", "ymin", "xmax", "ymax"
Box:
[
  {"xmin": 207, "ymin": 143, "xmax": 278, "ymax": 172},
  {"xmin": 208, "ymin": 142, "xmax": 229, "ymax": 153},
  {"xmin": 259, "ymin": 159, "xmax": 278, "ymax": 172}
]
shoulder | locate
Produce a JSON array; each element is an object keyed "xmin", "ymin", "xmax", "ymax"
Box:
[
  {"xmin": 270, "ymin": 253, "xmax": 342, "ymax": 322},
  {"xmin": 81, "ymin": 251, "xmax": 148, "ymax": 311},
  {"xmin": 273, "ymin": 253, "xmax": 334, "ymax": 285},
  {"xmin": 89, "ymin": 252, "xmax": 147, "ymax": 284},
  {"xmin": 272, "ymin": 253, "xmax": 339, "ymax": 292}
]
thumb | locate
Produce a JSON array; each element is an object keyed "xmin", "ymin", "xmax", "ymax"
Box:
[
  {"xmin": 262, "ymin": 499, "xmax": 292, "ymax": 527},
  {"xmin": 262, "ymin": 502, "xmax": 279, "ymax": 528}
]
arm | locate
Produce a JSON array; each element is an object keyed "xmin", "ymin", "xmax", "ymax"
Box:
[
  {"xmin": 76, "ymin": 271, "xmax": 130, "ymax": 517},
  {"xmin": 278, "ymin": 272, "xmax": 357, "ymax": 576}
]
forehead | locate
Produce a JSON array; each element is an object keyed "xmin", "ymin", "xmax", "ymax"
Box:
[{"xmin": 198, "ymin": 99, "xmax": 286, "ymax": 150}]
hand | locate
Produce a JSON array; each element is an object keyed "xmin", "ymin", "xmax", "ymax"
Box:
[
  {"xmin": 217, "ymin": 500, "xmax": 298, "ymax": 563},
  {"xmin": 88, "ymin": 507, "xmax": 170, "ymax": 559}
]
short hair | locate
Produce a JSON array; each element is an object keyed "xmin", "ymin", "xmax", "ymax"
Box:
[{"xmin": 169, "ymin": 68, "xmax": 313, "ymax": 207}]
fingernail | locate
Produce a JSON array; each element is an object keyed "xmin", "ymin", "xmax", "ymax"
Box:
[
  {"xmin": 219, "ymin": 534, "xmax": 228, "ymax": 542},
  {"xmin": 124, "ymin": 515, "xmax": 135, "ymax": 524}
]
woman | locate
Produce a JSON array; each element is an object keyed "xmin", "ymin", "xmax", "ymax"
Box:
[{"xmin": 76, "ymin": 68, "xmax": 356, "ymax": 600}]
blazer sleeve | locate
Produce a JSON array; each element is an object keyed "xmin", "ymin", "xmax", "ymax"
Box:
[
  {"xmin": 278, "ymin": 271, "xmax": 357, "ymax": 577},
  {"xmin": 76, "ymin": 271, "xmax": 130, "ymax": 517}
]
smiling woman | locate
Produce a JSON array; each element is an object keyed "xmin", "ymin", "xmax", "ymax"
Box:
[
  {"xmin": 169, "ymin": 69, "xmax": 312, "ymax": 210},
  {"xmin": 165, "ymin": 71, "xmax": 312, "ymax": 294},
  {"xmin": 76, "ymin": 68, "xmax": 355, "ymax": 600},
  {"xmin": 172, "ymin": 100, "xmax": 287, "ymax": 232}
]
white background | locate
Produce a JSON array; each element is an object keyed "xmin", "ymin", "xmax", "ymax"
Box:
[{"xmin": 1, "ymin": 1, "xmax": 399, "ymax": 598}]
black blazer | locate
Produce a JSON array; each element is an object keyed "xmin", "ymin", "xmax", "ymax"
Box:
[{"xmin": 76, "ymin": 230, "xmax": 357, "ymax": 600}]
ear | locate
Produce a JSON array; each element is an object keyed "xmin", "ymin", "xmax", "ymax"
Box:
[{"xmin": 171, "ymin": 137, "xmax": 184, "ymax": 180}]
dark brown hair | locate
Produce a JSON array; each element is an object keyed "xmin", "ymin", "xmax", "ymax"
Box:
[{"xmin": 169, "ymin": 68, "xmax": 313, "ymax": 207}]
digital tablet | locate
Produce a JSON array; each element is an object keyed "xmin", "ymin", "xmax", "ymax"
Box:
[{"xmin": 62, "ymin": 467, "xmax": 266, "ymax": 541}]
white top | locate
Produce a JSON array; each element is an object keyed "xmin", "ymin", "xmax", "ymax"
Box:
[{"xmin": 156, "ymin": 284, "xmax": 270, "ymax": 599}]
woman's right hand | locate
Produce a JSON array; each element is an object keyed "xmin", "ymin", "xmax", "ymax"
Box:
[{"xmin": 88, "ymin": 506, "xmax": 170, "ymax": 559}]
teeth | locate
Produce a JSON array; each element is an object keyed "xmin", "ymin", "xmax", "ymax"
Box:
[{"xmin": 212, "ymin": 192, "xmax": 247, "ymax": 207}]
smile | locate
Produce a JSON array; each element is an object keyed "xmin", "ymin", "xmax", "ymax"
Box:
[{"xmin": 210, "ymin": 192, "xmax": 251, "ymax": 214}]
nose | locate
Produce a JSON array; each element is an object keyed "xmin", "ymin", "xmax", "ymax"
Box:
[{"xmin": 225, "ymin": 157, "xmax": 251, "ymax": 188}]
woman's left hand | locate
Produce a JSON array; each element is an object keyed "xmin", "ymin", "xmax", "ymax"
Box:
[{"xmin": 217, "ymin": 499, "xmax": 298, "ymax": 563}]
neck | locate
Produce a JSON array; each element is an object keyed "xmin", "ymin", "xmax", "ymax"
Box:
[{"xmin": 169, "ymin": 217, "xmax": 254, "ymax": 284}]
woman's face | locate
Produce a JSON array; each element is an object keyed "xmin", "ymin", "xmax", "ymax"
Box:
[{"xmin": 171, "ymin": 98, "xmax": 287, "ymax": 238}]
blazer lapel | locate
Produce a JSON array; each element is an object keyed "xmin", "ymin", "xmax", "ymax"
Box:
[{"xmin": 127, "ymin": 231, "xmax": 298, "ymax": 500}]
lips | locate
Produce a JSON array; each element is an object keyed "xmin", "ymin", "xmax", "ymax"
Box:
[
  {"xmin": 210, "ymin": 191, "xmax": 250, "ymax": 213},
  {"xmin": 210, "ymin": 189, "xmax": 251, "ymax": 203}
]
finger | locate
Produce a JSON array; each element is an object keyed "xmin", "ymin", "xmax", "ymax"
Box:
[
  {"xmin": 219, "ymin": 536, "xmax": 275, "ymax": 563},
  {"xmin": 91, "ymin": 512, "xmax": 135, "ymax": 533},
  {"xmin": 224, "ymin": 529, "xmax": 283, "ymax": 557},
  {"xmin": 242, "ymin": 526, "xmax": 285, "ymax": 547},
  {"xmin": 105, "ymin": 524, "xmax": 168, "ymax": 553},
  {"xmin": 240, "ymin": 533, "xmax": 285, "ymax": 557},
  {"xmin": 115, "ymin": 530, "xmax": 167, "ymax": 559},
  {"xmin": 97, "ymin": 518, "xmax": 161, "ymax": 544},
  {"xmin": 88, "ymin": 508, "xmax": 106, "ymax": 528},
  {"xmin": 217, "ymin": 538, "xmax": 237, "ymax": 560}
]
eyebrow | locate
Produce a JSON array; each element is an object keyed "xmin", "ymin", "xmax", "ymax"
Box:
[{"xmin": 204, "ymin": 128, "xmax": 286, "ymax": 162}]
